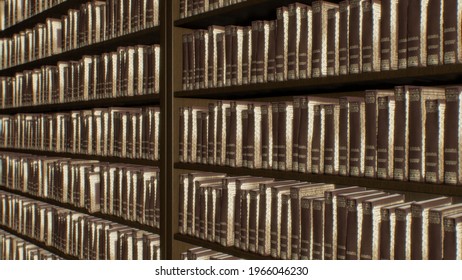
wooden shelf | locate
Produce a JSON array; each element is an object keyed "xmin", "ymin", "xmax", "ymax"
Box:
[
  {"xmin": 0, "ymin": 185, "xmax": 160, "ymax": 235},
  {"xmin": 174, "ymin": 234, "xmax": 276, "ymax": 260},
  {"xmin": 175, "ymin": 162, "xmax": 462, "ymax": 197},
  {"xmin": 175, "ymin": 64, "xmax": 462, "ymax": 100},
  {"xmin": 175, "ymin": 0, "xmax": 316, "ymax": 29},
  {"xmin": 0, "ymin": 224, "xmax": 79, "ymax": 260},
  {"xmin": 0, "ymin": 26, "xmax": 161, "ymax": 76},
  {"xmin": 0, "ymin": 94, "xmax": 160, "ymax": 114},
  {"xmin": 0, "ymin": 0, "xmax": 88, "ymax": 38},
  {"xmin": 0, "ymin": 148, "xmax": 159, "ymax": 166}
]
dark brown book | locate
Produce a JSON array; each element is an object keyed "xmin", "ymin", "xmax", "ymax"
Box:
[
  {"xmin": 256, "ymin": 21, "xmax": 268, "ymax": 84},
  {"xmin": 241, "ymin": 109, "xmax": 249, "ymax": 167},
  {"xmin": 250, "ymin": 21, "xmax": 259, "ymax": 84},
  {"xmin": 444, "ymin": 87, "xmax": 462, "ymax": 184},
  {"xmin": 272, "ymin": 103, "xmax": 279, "ymax": 170},
  {"xmin": 380, "ymin": 0, "xmax": 398, "ymax": 71},
  {"xmin": 299, "ymin": 195, "xmax": 323, "ymax": 260},
  {"xmin": 225, "ymin": 26, "xmax": 233, "ymax": 87},
  {"xmin": 207, "ymin": 104, "xmax": 215, "ymax": 164},
  {"xmin": 393, "ymin": 86, "xmax": 409, "ymax": 181},
  {"xmin": 261, "ymin": 104, "xmax": 270, "ymax": 169},
  {"xmin": 426, "ymin": 0, "xmax": 443, "ymax": 66},
  {"xmin": 323, "ymin": 187, "xmax": 366, "ymax": 260},
  {"xmin": 287, "ymin": 3, "xmax": 308, "ymax": 80},
  {"xmin": 348, "ymin": 0, "xmax": 364, "ymax": 74},
  {"xmin": 348, "ymin": 97, "xmax": 365, "ymax": 177},
  {"xmin": 397, "ymin": 0, "xmax": 408, "ymax": 69},
  {"xmin": 425, "ymin": 99, "xmax": 445, "ymax": 184},
  {"xmin": 187, "ymin": 34, "xmax": 195, "ymax": 90},
  {"xmin": 428, "ymin": 204, "xmax": 462, "ymax": 260},
  {"xmin": 443, "ymin": 212, "xmax": 462, "ymax": 260},
  {"xmin": 214, "ymin": 187, "xmax": 222, "ymax": 244},
  {"xmin": 298, "ymin": 97, "xmax": 309, "ymax": 172},
  {"xmin": 279, "ymin": 193, "xmax": 291, "ymax": 259},
  {"xmin": 339, "ymin": 1, "xmax": 349, "ymax": 75},
  {"xmin": 311, "ymin": 105, "xmax": 322, "ymax": 174},
  {"xmin": 360, "ymin": 194, "xmax": 405, "ymax": 260},
  {"xmin": 365, "ymin": 90, "xmax": 394, "ymax": 178},
  {"xmin": 443, "ymin": 0, "xmax": 461, "ymax": 64},
  {"xmin": 377, "ymin": 96, "xmax": 395, "ymax": 180},
  {"xmin": 248, "ymin": 188, "xmax": 260, "ymax": 253},
  {"xmin": 407, "ymin": 0, "xmax": 428, "ymax": 67},
  {"xmin": 323, "ymin": 103, "xmax": 339, "ymax": 175},
  {"xmin": 410, "ymin": 197, "xmax": 452, "ymax": 260},
  {"xmin": 311, "ymin": 197, "xmax": 326, "ymax": 260},
  {"xmin": 201, "ymin": 112, "xmax": 208, "ymax": 164},
  {"xmin": 196, "ymin": 111, "xmax": 203, "ymax": 163},
  {"xmin": 276, "ymin": 7, "xmax": 289, "ymax": 81},
  {"xmin": 267, "ymin": 21, "xmax": 277, "ymax": 82},
  {"xmin": 298, "ymin": 5, "xmax": 311, "ymax": 79},
  {"xmin": 247, "ymin": 104, "xmax": 256, "ymax": 168},
  {"xmin": 292, "ymin": 97, "xmax": 301, "ymax": 172},
  {"xmin": 216, "ymin": 33, "xmax": 225, "ymax": 87},
  {"xmin": 241, "ymin": 26, "xmax": 251, "ymax": 85},
  {"xmin": 339, "ymin": 97, "xmax": 350, "ymax": 176},
  {"xmin": 231, "ymin": 26, "xmax": 243, "ymax": 86},
  {"xmin": 327, "ymin": 7, "xmax": 339, "ymax": 76}
]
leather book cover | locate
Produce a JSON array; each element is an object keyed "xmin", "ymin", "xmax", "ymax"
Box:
[
  {"xmin": 380, "ymin": 0, "xmax": 398, "ymax": 71},
  {"xmin": 267, "ymin": 21, "xmax": 277, "ymax": 82},
  {"xmin": 443, "ymin": 0, "xmax": 462, "ymax": 64},
  {"xmin": 393, "ymin": 86, "xmax": 409, "ymax": 181},
  {"xmin": 246, "ymin": 104, "xmax": 257, "ymax": 168},
  {"xmin": 261, "ymin": 104, "xmax": 270, "ymax": 169},
  {"xmin": 241, "ymin": 26, "xmax": 252, "ymax": 85},
  {"xmin": 428, "ymin": 204, "xmax": 462, "ymax": 260},
  {"xmin": 348, "ymin": 97, "xmax": 365, "ymax": 177},
  {"xmin": 298, "ymin": 5, "xmax": 312, "ymax": 80},
  {"xmin": 276, "ymin": 6, "xmax": 289, "ymax": 82},
  {"xmin": 425, "ymin": 99, "xmax": 445, "ymax": 183},
  {"xmin": 207, "ymin": 104, "xmax": 216, "ymax": 164},
  {"xmin": 201, "ymin": 112, "xmax": 208, "ymax": 164},
  {"xmin": 407, "ymin": 0, "xmax": 428, "ymax": 67},
  {"xmin": 194, "ymin": 31, "xmax": 202, "ymax": 90},
  {"xmin": 365, "ymin": 90, "xmax": 394, "ymax": 178},
  {"xmin": 339, "ymin": 97, "xmax": 350, "ymax": 176},
  {"xmin": 288, "ymin": 3, "xmax": 307, "ymax": 80},
  {"xmin": 208, "ymin": 26, "xmax": 225, "ymax": 88},
  {"xmin": 231, "ymin": 26, "xmax": 244, "ymax": 86},
  {"xmin": 251, "ymin": 21, "xmax": 259, "ymax": 84},
  {"xmin": 256, "ymin": 21, "xmax": 269, "ymax": 84},
  {"xmin": 361, "ymin": 0, "xmax": 381, "ymax": 72},
  {"xmin": 198, "ymin": 186, "xmax": 207, "ymax": 239},
  {"xmin": 216, "ymin": 32, "xmax": 225, "ymax": 87},
  {"xmin": 348, "ymin": 0, "xmax": 364, "ymax": 74},
  {"xmin": 272, "ymin": 103, "xmax": 279, "ymax": 169},
  {"xmin": 278, "ymin": 102, "xmax": 294, "ymax": 171},
  {"xmin": 339, "ymin": 1, "xmax": 349, "ymax": 75},
  {"xmin": 312, "ymin": 197, "xmax": 326, "ymax": 260},
  {"xmin": 187, "ymin": 34, "xmax": 195, "ymax": 90},
  {"xmin": 360, "ymin": 194, "xmax": 405, "ymax": 260},
  {"xmin": 327, "ymin": 7, "xmax": 340, "ymax": 76},
  {"xmin": 278, "ymin": 193, "xmax": 291, "ymax": 259},
  {"xmin": 443, "ymin": 213, "xmax": 462, "ymax": 260},
  {"xmin": 377, "ymin": 96, "xmax": 395, "ymax": 179},
  {"xmin": 298, "ymin": 97, "xmax": 309, "ymax": 172},
  {"xmin": 426, "ymin": 0, "xmax": 444, "ymax": 66},
  {"xmin": 444, "ymin": 87, "xmax": 462, "ymax": 184},
  {"xmin": 397, "ymin": 0, "xmax": 408, "ymax": 69},
  {"xmin": 345, "ymin": 192, "xmax": 387, "ymax": 260},
  {"xmin": 410, "ymin": 197, "xmax": 452, "ymax": 260},
  {"xmin": 241, "ymin": 109, "xmax": 249, "ymax": 167},
  {"xmin": 248, "ymin": 188, "xmax": 260, "ymax": 252},
  {"xmin": 299, "ymin": 195, "xmax": 321, "ymax": 259},
  {"xmin": 311, "ymin": 105, "xmax": 322, "ymax": 174},
  {"xmin": 324, "ymin": 186, "xmax": 366, "ymax": 260},
  {"xmin": 323, "ymin": 103, "xmax": 340, "ymax": 175},
  {"xmin": 225, "ymin": 107, "xmax": 232, "ymax": 166},
  {"xmin": 214, "ymin": 187, "xmax": 223, "ymax": 243},
  {"xmin": 292, "ymin": 97, "xmax": 301, "ymax": 172}
]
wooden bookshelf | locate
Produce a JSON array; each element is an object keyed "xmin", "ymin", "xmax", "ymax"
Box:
[
  {"xmin": 0, "ymin": 224, "xmax": 79, "ymax": 260},
  {"xmin": 174, "ymin": 234, "xmax": 276, "ymax": 260},
  {"xmin": 0, "ymin": 26, "xmax": 161, "ymax": 76},
  {"xmin": 0, "ymin": 0, "xmax": 88, "ymax": 38},
  {"xmin": 0, "ymin": 148, "xmax": 159, "ymax": 166},
  {"xmin": 0, "ymin": 185, "xmax": 160, "ymax": 235},
  {"xmin": 0, "ymin": 94, "xmax": 160, "ymax": 114}
]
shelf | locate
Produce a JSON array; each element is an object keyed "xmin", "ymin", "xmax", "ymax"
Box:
[
  {"xmin": 0, "ymin": 148, "xmax": 159, "ymax": 166},
  {"xmin": 0, "ymin": 224, "xmax": 79, "ymax": 260},
  {"xmin": 175, "ymin": 163, "xmax": 462, "ymax": 197},
  {"xmin": 175, "ymin": 64, "xmax": 462, "ymax": 100},
  {"xmin": 175, "ymin": 0, "xmax": 315, "ymax": 29},
  {"xmin": 0, "ymin": 26, "xmax": 161, "ymax": 76},
  {"xmin": 0, "ymin": 0, "xmax": 88, "ymax": 38},
  {"xmin": 0, "ymin": 94, "xmax": 160, "ymax": 114},
  {"xmin": 174, "ymin": 234, "xmax": 276, "ymax": 260},
  {"xmin": 0, "ymin": 185, "xmax": 160, "ymax": 235}
]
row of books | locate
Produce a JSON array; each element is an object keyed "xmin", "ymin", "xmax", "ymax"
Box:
[
  {"xmin": 180, "ymin": 247, "xmax": 241, "ymax": 260},
  {"xmin": 1, "ymin": 152, "xmax": 160, "ymax": 228},
  {"xmin": 178, "ymin": 172, "xmax": 462, "ymax": 260},
  {"xmin": 179, "ymin": 0, "xmax": 246, "ymax": 19},
  {"xmin": 0, "ymin": 0, "xmax": 65, "ymax": 31},
  {"xmin": 181, "ymin": 0, "xmax": 462, "ymax": 91},
  {"xmin": 0, "ymin": 191, "xmax": 161, "ymax": 260},
  {"xmin": 0, "ymin": 229, "xmax": 61, "ymax": 260},
  {"xmin": 179, "ymin": 85, "xmax": 462, "ymax": 185},
  {"xmin": 0, "ymin": 107, "xmax": 161, "ymax": 160},
  {"xmin": 0, "ymin": 0, "xmax": 159, "ymax": 70},
  {"xmin": 0, "ymin": 44, "xmax": 160, "ymax": 109}
]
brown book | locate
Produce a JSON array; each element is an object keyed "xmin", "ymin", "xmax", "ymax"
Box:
[
  {"xmin": 361, "ymin": 0, "xmax": 381, "ymax": 73},
  {"xmin": 216, "ymin": 33, "xmax": 225, "ymax": 87},
  {"xmin": 208, "ymin": 26, "xmax": 225, "ymax": 88},
  {"xmin": 207, "ymin": 104, "xmax": 216, "ymax": 164},
  {"xmin": 256, "ymin": 21, "xmax": 269, "ymax": 84},
  {"xmin": 336, "ymin": 190, "xmax": 381, "ymax": 259},
  {"xmin": 241, "ymin": 109, "xmax": 249, "ymax": 167},
  {"xmin": 408, "ymin": 87, "xmax": 445, "ymax": 182},
  {"xmin": 311, "ymin": 197, "xmax": 326, "ymax": 260},
  {"xmin": 360, "ymin": 194, "xmax": 405, "ymax": 260},
  {"xmin": 397, "ymin": 0, "xmax": 408, "ymax": 69},
  {"xmin": 410, "ymin": 197, "xmax": 452, "ymax": 260},
  {"xmin": 407, "ymin": 0, "xmax": 428, "ymax": 67},
  {"xmin": 261, "ymin": 104, "xmax": 271, "ymax": 169},
  {"xmin": 377, "ymin": 96, "xmax": 395, "ymax": 180},
  {"xmin": 365, "ymin": 90, "xmax": 394, "ymax": 178},
  {"xmin": 443, "ymin": 0, "xmax": 462, "ymax": 64},
  {"xmin": 225, "ymin": 26, "xmax": 233, "ymax": 87},
  {"xmin": 428, "ymin": 204, "xmax": 462, "ymax": 260},
  {"xmin": 348, "ymin": 0, "xmax": 364, "ymax": 74},
  {"xmin": 311, "ymin": 105, "xmax": 322, "ymax": 174},
  {"xmin": 276, "ymin": 7, "xmax": 289, "ymax": 82},
  {"xmin": 299, "ymin": 195, "xmax": 323, "ymax": 260},
  {"xmin": 196, "ymin": 111, "xmax": 203, "ymax": 163},
  {"xmin": 298, "ymin": 97, "xmax": 309, "ymax": 172},
  {"xmin": 323, "ymin": 187, "xmax": 366, "ymax": 260},
  {"xmin": 271, "ymin": 103, "xmax": 279, "ymax": 169},
  {"xmin": 339, "ymin": 1, "xmax": 350, "ymax": 75},
  {"xmin": 292, "ymin": 97, "xmax": 301, "ymax": 172},
  {"xmin": 425, "ymin": 99, "xmax": 445, "ymax": 184},
  {"xmin": 393, "ymin": 86, "xmax": 410, "ymax": 181},
  {"xmin": 380, "ymin": 0, "xmax": 399, "ymax": 71},
  {"xmin": 279, "ymin": 193, "xmax": 291, "ymax": 259},
  {"xmin": 248, "ymin": 188, "xmax": 260, "ymax": 253},
  {"xmin": 298, "ymin": 5, "xmax": 312, "ymax": 79},
  {"xmin": 443, "ymin": 212, "xmax": 462, "ymax": 260},
  {"xmin": 339, "ymin": 97, "xmax": 350, "ymax": 176},
  {"xmin": 187, "ymin": 34, "xmax": 195, "ymax": 90},
  {"xmin": 426, "ymin": 0, "xmax": 444, "ymax": 66},
  {"xmin": 214, "ymin": 187, "xmax": 223, "ymax": 244},
  {"xmin": 241, "ymin": 26, "xmax": 252, "ymax": 85},
  {"xmin": 250, "ymin": 21, "xmax": 259, "ymax": 84},
  {"xmin": 267, "ymin": 21, "xmax": 277, "ymax": 82},
  {"xmin": 326, "ymin": 8, "xmax": 340, "ymax": 76},
  {"xmin": 323, "ymin": 103, "xmax": 340, "ymax": 175},
  {"xmin": 348, "ymin": 97, "xmax": 365, "ymax": 177},
  {"xmin": 444, "ymin": 87, "xmax": 462, "ymax": 184},
  {"xmin": 231, "ymin": 26, "xmax": 244, "ymax": 86},
  {"xmin": 287, "ymin": 3, "xmax": 308, "ymax": 80},
  {"xmin": 239, "ymin": 187, "xmax": 257, "ymax": 251}
]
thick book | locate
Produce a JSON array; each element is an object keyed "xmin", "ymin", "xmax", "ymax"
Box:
[
  {"xmin": 397, "ymin": 0, "xmax": 408, "ymax": 69},
  {"xmin": 287, "ymin": 3, "xmax": 309, "ymax": 80},
  {"xmin": 444, "ymin": 87, "xmax": 462, "ymax": 184},
  {"xmin": 361, "ymin": 0, "xmax": 381, "ymax": 72},
  {"xmin": 338, "ymin": 1, "xmax": 350, "ymax": 75},
  {"xmin": 299, "ymin": 195, "xmax": 323, "ymax": 259},
  {"xmin": 443, "ymin": 0, "xmax": 462, "ymax": 64},
  {"xmin": 428, "ymin": 204, "xmax": 462, "ymax": 260},
  {"xmin": 407, "ymin": 87, "xmax": 445, "ymax": 182},
  {"xmin": 266, "ymin": 20, "xmax": 277, "ymax": 82},
  {"xmin": 410, "ymin": 197, "xmax": 452, "ymax": 260},
  {"xmin": 207, "ymin": 26, "xmax": 225, "ymax": 88},
  {"xmin": 443, "ymin": 212, "xmax": 462, "ymax": 260},
  {"xmin": 247, "ymin": 188, "xmax": 260, "ymax": 253},
  {"xmin": 275, "ymin": 6, "xmax": 289, "ymax": 82},
  {"xmin": 298, "ymin": 5, "xmax": 313, "ymax": 80},
  {"xmin": 311, "ymin": 197, "xmax": 327, "ymax": 260},
  {"xmin": 323, "ymin": 103, "xmax": 340, "ymax": 175},
  {"xmin": 241, "ymin": 26, "xmax": 252, "ymax": 85},
  {"xmin": 425, "ymin": 99, "xmax": 445, "ymax": 184},
  {"xmin": 310, "ymin": 105, "xmax": 322, "ymax": 174},
  {"xmin": 279, "ymin": 193, "xmax": 292, "ymax": 259},
  {"xmin": 376, "ymin": 96, "xmax": 395, "ymax": 180},
  {"xmin": 326, "ymin": 7, "xmax": 340, "ymax": 76},
  {"xmin": 407, "ymin": 0, "xmax": 429, "ymax": 67},
  {"xmin": 312, "ymin": 1, "xmax": 339, "ymax": 78},
  {"xmin": 226, "ymin": 102, "xmax": 247, "ymax": 167},
  {"xmin": 292, "ymin": 97, "xmax": 302, "ymax": 172},
  {"xmin": 393, "ymin": 86, "xmax": 410, "ymax": 181},
  {"xmin": 365, "ymin": 90, "xmax": 394, "ymax": 178},
  {"xmin": 380, "ymin": 0, "xmax": 399, "ymax": 71},
  {"xmin": 359, "ymin": 194, "xmax": 405, "ymax": 260},
  {"xmin": 348, "ymin": 0, "xmax": 365, "ymax": 74},
  {"xmin": 426, "ymin": 0, "xmax": 444, "ymax": 66},
  {"xmin": 348, "ymin": 97, "xmax": 366, "ymax": 177}
]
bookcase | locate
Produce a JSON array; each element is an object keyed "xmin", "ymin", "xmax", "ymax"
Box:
[{"xmin": 2, "ymin": 0, "xmax": 462, "ymax": 261}]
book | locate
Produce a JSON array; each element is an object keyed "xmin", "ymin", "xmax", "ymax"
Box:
[
  {"xmin": 348, "ymin": 0, "xmax": 365, "ymax": 74},
  {"xmin": 426, "ymin": 0, "xmax": 444, "ymax": 66},
  {"xmin": 361, "ymin": 0, "xmax": 381, "ymax": 73},
  {"xmin": 443, "ymin": 212, "xmax": 462, "ymax": 260},
  {"xmin": 287, "ymin": 3, "xmax": 309, "ymax": 80},
  {"xmin": 407, "ymin": 0, "xmax": 429, "ymax": 67},
  {"xmin": 376, "ymin": 96, "xmax": 395, "ymax": 180},
  {"xmin": 380, "ymin": 0, "xmax": 399, "ymax": 71},
  {"xmin": 326, "ymin": 8, "xmax": 340, "ymax": 76},
  {"xmin": 393, "ymin": 86, "xmax": 410, "ymax": 181},
  {"xmin": 428, "ymin": 204, "xmax": 462, "ymax": 260},
  {"xmin": 425, "ymin": 99, "xmax": 445, "ymax": 184},
  {"xmin": 338, "ymin": 1, "xmax": 350, "ymax": 75},
  {"xmin": 397, "ymin": 0, "xmax": 409, "ymax": 69},
  {"xmin": 444, "ymin": 87, "xmax": 462, "ymax": 184},
  {"xmin": 275, "ymin": 6, "xmax": 289, "ymax": 82},
  {"xmin": 443, "ymin": 0, "xmax": 462, "ymax": 64}
]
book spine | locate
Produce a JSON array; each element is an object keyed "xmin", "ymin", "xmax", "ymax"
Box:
[
  {"xmin": 261, "ymin": 105, "xmax": 270, "ymax": 169},
  {"xmin": 349, "ymin": 101, "xmax": 364, "ymax": 177},
  {"xmin": 215, "ymin": 189, "xmax": 222, "ymax": 244},
  {"xmin": 444, "ymin": 89, "xmax": 460, "ymax": 184},
  {"xmin": 394, "ymin": 210, "xmax": 408, "ymax": 259},
  {"xmin": 292, "ymin": 98, "xmax": 301, "ymax": 172},
  {"xmin": 298, "ymin": 6, "xmax": 310, "ymax": 79},
  {"xmin": 361, "ymin": 0, "xmax": 373, "ymax": 72},
  {"xmin": 256, "ymin": 22, "xmax": 265, "ymax": 83},
  {"xmin": 428, "ymin": 211, "xmax": 442, "ymax": 260},
  {"xmin": 279, "ymin": 195, "xmax": 290, "ymax": 259},
  {"xmin": 241, "ymin": 110, "xmax": 249, "ymax": 168},
  {"xmin": 323, "ymin": 196, "xmax": 334, "ymax": 260},
  {"xmin": 257, "ymin": 187, "xmax": 268, "ymax": 255},
  {"xmin": 290, "ymin": 191, "xmax": 300, "ymax": 259},
  {"xmin": 231, "ymin": 27, "xmax": 239, "ymax": 86},
  {"xmin": 241, "ymin": 27, "xmax": 250, "ymax": 85},
  {"xmin": 272, "ymin": 104, "xmax": 279, "ymax": 169},
  {"xmin": 443, "ymin": 217, "xmax": 456, "ymax": 260},
  {"xmin": 443, "ymin": 0, "xmax": 460, "ymax": 64},
  {"xmin": 345, "ymin": 201, "xmax": 359, "ymax": 260},
  {"xmin": 300, "ymin": 198, "xmax": 311, "ymax": 260},
  {"xmin": 339, "ymin": 2, "xmax": 349, "ymax": 75},
  {"xmin": 393, "ymin": 87, "xmax": 408, "ymax": 181},
  {"xmin": 248, "ymin": 192, "xmax": 258, "ymax": 252},
  {"xmin": 270, "ymin": 190, "xmax": 278, "ymax": 258},
  {"xmin": 247, "ymin": 108, "xmax": 255, "ymax": 168},
  {"xmin": 410, "ymin": 205, "xmax": 423, "ymax": 259},
  {"xmin": 377, "ymin": 97, "xmax": 393, "ymax": 179},
  {"xmin": 380, "ymin": 210, "xmax": 391, "ymax": 259},
  {"xmin": 426, "ymin": 0, "xmax": 443, "ymax": 65},
  {"xmin": 225, "ymin": 27, "xmax": 232, "ymax": 86},
  {"xmin": 312, "ymin": 199, "xmax": 325, "ymax": 260},
  {"xmin": 311, "ymin": 2, "xmax": 322, "ymax": 78},
  {"xmin": 425, "ymin": 99, "xmax": 442, "ymax": 183},
  {"xmin": 323, "ymin": 104, "xmax": 337, "ymax": 175},
  {"xmin": 397, "ymin": 0, "xmax": 408, "ymax": 69},
  {"xmin": 348, "ymin": 0, "xmax": 362, "ymax": 74},
  {"xmin": 359, "ymin": 202, "xmax": 373, "ymax": 260},
  {"xmin": 380, "ymin": 0, "xmax": 392, "ymax": 70},
  {"xmin": 196, "ymin": 112, "xmax": 203, "ymax": 163},
  {"xmin": 336, "ymin": 197, "xmax": 348, "ymax": 259},
  {"xmin": 339, "ymin": 99, "xmax": 349, "ymax": 176},
  {"xmin": 201, "ymin": 112, "xmax": 207, "ymax": 164},
  {"xmin": 207, "ymin": 104, "xmax": 215, "ymax": 164},
  {"xmin": 298, "ymin": 98, "xmax": 308, "ymax": 172},
  {"xmin": 276, "ymin": 7, "xmax": 287, "ymax": 81},
  {"xmin": 311, "ymin": 105, "xmax": 322, "ymax": 174},
  {"xmin": 365, "ymin": 92, "xmax": 377, "ymax": 178},
  {"xmin": 408, "ymin": 89, "xmax": 424, "ymax": 182},
  {"xmin": 278, "ymin": 103, "xmax": 287, "ymax": 171},
  {"xmin": 327, "ymin": 8, "xmax": 339, "ymax": 76},
  {"xmin": 287, "ymin": 5, "xmax": 298, "ymax": 80},
  {"xmin": 267, "ymin": 21, "xmax": 276, "ymax": 82}
]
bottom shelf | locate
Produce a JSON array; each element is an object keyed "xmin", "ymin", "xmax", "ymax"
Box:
[
  {"xmin": 0, "ymin": 224, "xmax": 78, "ymax": 260},
  {"xmin": 174, "ymin": 234, "xmax": 276, "ymax": 260}
]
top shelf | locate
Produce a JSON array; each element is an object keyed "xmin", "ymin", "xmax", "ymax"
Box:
[
  {"xmin": 0, "ymin": 0, "xmax": 88, "ymax": 38},
  {"xmin": 175, "ymin": 0, "xmax": 317, "ymax": 29},
  {"xmin": 175, "ymin": 64, "xmax": 462, "ymax": 100}
]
